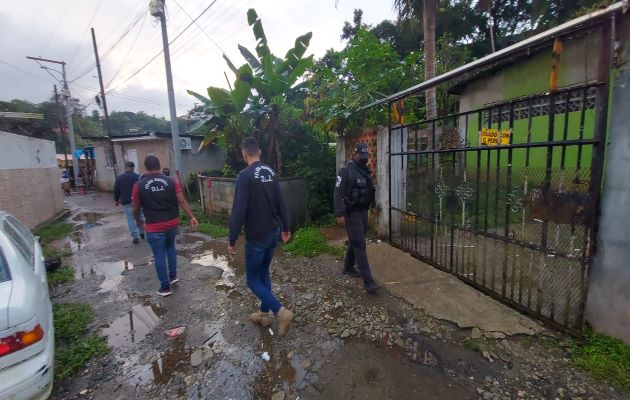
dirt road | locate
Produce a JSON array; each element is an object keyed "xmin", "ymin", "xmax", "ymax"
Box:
[{"xmin": 50, "ymin": 193, "xmax": 628, "ymax": 400}]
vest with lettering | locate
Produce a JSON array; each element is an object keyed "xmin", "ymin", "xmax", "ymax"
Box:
[{"xmin": 137, "ymin": 173, "xmax": 179, "ymax": 224}]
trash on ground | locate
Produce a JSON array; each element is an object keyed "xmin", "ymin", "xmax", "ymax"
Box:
[
  {"xmin": 165, "ymin": 326, "xmax": 186, "ymax": 337},
  {"xmin": 261, "ymin": 352, "xmax": 270, "ymax": 361}
]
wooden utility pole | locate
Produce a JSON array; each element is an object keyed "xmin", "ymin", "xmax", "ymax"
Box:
[{"xmin": 91, "ymin": 27, "xmax": 118, "ymax": 177}]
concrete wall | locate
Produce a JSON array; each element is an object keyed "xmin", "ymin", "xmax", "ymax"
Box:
[
  {"xmin": 93, "ymin": 137, "xmax": 224, "ymax": 191},
  {"xmin": 586, "ymin": 16, "xmax": 630, "ymax": 345},
  {"xmin": 0, "ymin": 131, "xmax": 65, "ymax": 228},
  {"xmin": 198, "ymin": 176, "xmax": 309, "ymax": 230}
]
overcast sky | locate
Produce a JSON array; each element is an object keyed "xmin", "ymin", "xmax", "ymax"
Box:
[{"xmin": 0, "ymin": 0, "xmax": 396, "ymax": 119}]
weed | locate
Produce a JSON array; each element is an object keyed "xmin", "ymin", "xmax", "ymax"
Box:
[
  {"xmin": 197, "ymin": 223, "xmax": 229, "ymax": 238},
  {"xmin": 52, "ymin": 303, "xmax": 108, "ymax": 383},
  {"xmin": 48, "ymin": 266, "xmax": 74, "ymax": 286},
  {"xmin": 54, "ymin": 335, "xmax": 108, "ymax": 382},
  {"xmin": 572, "ymin": 327, "xmax": 630, "ymax": 389},
  {"xmin": 180, "ymin": 204, "xmax": 228, "ymax": 226},
  {"xmin": 463, "ymin": 338, "xmax": 481, "ymax": 352},
  {"xmin": 34, "ymin": 222, "xmax": 74, "ymax": 244},
  {"xmin": 284, "ymin": 227, "xmax": 343, "ymax": 258}
]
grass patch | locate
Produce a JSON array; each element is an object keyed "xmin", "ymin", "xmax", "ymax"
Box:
[
  {"xmin": 180, "ymin": 204, "xmax": 229, "ymax": 227},
  {"xmin": 34, "ymin": 222, "xmax": 74, "ymax": 244},
  {"xmin": 572, "ymin": 327, "xmax": 630, "ymax": 389},
  {"xmin": 43, "ymin": 245, "xmax": 72, "ymax": 260},
  {"xmin": 197, "ymin": 223, "xmax": 229, "ymax": 238},
  {"xmin": 53, "ymin": 303, "xmax": 108, "ymax": 383},
  {"xmin": 463, "ymin": 338, "xmax": 482, "ymax": 352},
  {"xmin": 47, "ymin": 265, "xmax": 74, "ymax": 286},
  {"xmin": 284, "ymin": 227, "xmax": 345, "ymax": 258}
]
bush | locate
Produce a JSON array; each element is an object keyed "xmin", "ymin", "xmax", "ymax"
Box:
[{"xmin": 48, "ymin": 265, "xmax": 74, "ymax": 286}]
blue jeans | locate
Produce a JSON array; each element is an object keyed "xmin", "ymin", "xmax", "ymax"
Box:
[
  {"xmin": 147, "ymin": 228, "xmax": 178, "ymax": 290},
  {"xmin": 122, "ymin": 204, "xmax": 145, "ymax": 239},
  {"xmin": 245, "ymin": 229, "xmax": 282, "ymax": 314}
]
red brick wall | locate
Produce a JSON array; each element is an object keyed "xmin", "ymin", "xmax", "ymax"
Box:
[{"xmin": 344, "ymin": 129, "xmax": 378, "ymax": 184}]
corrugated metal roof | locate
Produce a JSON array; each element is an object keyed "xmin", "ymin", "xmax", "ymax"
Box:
[{"xmin": 0, "ymin": 111, "xmax": 44, "ymax": 120}]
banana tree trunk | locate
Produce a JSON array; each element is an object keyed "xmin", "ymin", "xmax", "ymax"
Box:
[
  {"xmin": 423, "ymin": 0, "xmax": 437, "ymax": 120},
  {"xmin": 267, "ymin": 106, "xmax": 283, "ymax": 175}
]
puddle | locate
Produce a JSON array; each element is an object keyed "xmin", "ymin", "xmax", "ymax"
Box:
[
  {"xmin": 73, "ymin": 259, "xmax": 136, "ymax": 287},
  {"xmin": 128, "ymin": 336, "xmax": 191, "ymax": 386},
  {"xmin": 72, "ymin": 212, "xmax": 104, "ymax": 230},
  {"xmin": 103, "ymin": 299, "xmax": 166, "ymax": 349},
  {"xmin": 63, "ymin": 230, "xmax": 84, "ymax": 254},
  {"xmin": 190, "ymin": 247, "xmax": 240, "ymax": 289}
]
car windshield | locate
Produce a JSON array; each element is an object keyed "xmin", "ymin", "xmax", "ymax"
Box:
[{"xmin": 0, "ymin": 248, "xmax": 10, "ymax": 282}]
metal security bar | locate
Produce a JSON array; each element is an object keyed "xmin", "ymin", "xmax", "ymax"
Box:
[{"xmin": 388, "ymin": 75, "xmax": 610, "ymax": 334}]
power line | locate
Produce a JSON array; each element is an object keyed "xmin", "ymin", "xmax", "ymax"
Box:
[
  {"xmin": 68, "ymin": 0, "xmax": 104, "ymax": 65},
  {"xmin": 104, "ymin": 14, "xmax": 148, "ymax": 90},
  {"xmin": 106, "ymin": 0, "xmax": 219, "ymax": 95},
  {"xmin": 0, "ymin": 60, "xmax": 42, "ymax": 78},
  {"xmin": 172, "ymin": 0, "xmax": 225, "ymax": 54}
]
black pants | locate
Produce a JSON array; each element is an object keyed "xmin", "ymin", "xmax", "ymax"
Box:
[{"xmin": 344, "ymin": 210, "xmax": 375, "ymax": 285}]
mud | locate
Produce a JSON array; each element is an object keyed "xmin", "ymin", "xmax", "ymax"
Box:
[{"xmin": 48, "ymin": 193, "xmax": 630, "ymax": 400}]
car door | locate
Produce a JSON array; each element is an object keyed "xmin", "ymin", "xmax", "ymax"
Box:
[{"xmin": 4, "ymin": 216, "xmax": 45, "ymax": 280}]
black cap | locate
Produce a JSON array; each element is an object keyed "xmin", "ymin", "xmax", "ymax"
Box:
[
  {"xmin": 125, "ymin": 161, "xmax": 135, "ymax": 168},
  {"xmin": 355, "ymin": 143, "xmax": 369, "ymax": 159}
]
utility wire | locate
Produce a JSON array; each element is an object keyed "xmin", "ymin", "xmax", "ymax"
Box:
[
  {"xmin": 106, "ymin": 0, "xmax": 219, "ymax": 95},
  {"xmin": 172, "ymin": 0, "xmax": 225, "ymax": 54},
  {"xmin": 0, "ymin": 60, "xmax": 42, "ymax": 78},
  {"xmin": 68, "ymin": 0, "xmax": 104, "ymax": 65},
  {"xmin": 105, "ymin": 14, "xmax": 149, "ymax": 90}
]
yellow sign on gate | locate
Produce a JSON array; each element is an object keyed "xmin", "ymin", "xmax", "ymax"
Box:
[{"xmin": 479, "ymin": 128, "xmax": 511, "ymax": 146}]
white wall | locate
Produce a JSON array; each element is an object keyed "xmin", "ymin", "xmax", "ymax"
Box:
[{"xmin": 0, "ymin": 131, "xmax": 57, "ymax": 170}]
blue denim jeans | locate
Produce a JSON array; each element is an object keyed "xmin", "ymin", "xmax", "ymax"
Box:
[
  {"xmin": 146, "ymin": 228, "xmax": 178, "ymax": 290},
  {"xmin": 245, "ymin": 229, "xmax": 282, "ymax": 314},
  {"xmin": 122, "ymin": 204, "xmax": 145, "ymax": 240}
]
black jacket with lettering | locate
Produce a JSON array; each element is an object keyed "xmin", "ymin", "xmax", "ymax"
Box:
[
  {"xmin": 229, "ymin": 161, "xmax": 289, "ymax": 246},
  {"xmin": 334, "ymin": 160, "xmax": 375, "ymax": 216},
  {"xmin": 136, "ymin": 173, "xmax": 179, "ymax": 224}
]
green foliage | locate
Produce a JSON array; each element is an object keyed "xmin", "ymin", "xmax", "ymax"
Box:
[
  {"xmin": 284, "ymin": 227, "xmax": 343, "ymax": 258},
  {"xmin": 43, "ymin": 245, "xmax": 72, "ymax": 260},
  {"xmin": 572, "ymin": 327, "xmax": 630, "ymax": 389},
  {"xmin": 47, "ymin": 265, "xmax": 74, "ymax": 286},
  {"xmin": 107, "ymin": 111, "xmax": 170, "ymax": 136},
  {"xmin": 34, "ymin": 222, "xmax": 74, "ymax": 244},
  {"xmin": 197, "ymin": 223, "xmax": 229, "ymax": 238},
  {"xmin": 53, "ymin": 303, "xmax": 108, "ymax": 382},
  {"xmin": 463, "ymin": 338, "xmax": 482, "ymax": 352}
]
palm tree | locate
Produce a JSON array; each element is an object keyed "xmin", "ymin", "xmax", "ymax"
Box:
[{"xmin": 393, "ymin": 0, "xmax": 438, "ymax": 120}]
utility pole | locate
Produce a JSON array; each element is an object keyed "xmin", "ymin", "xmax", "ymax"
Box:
[
  {"xmin": 91, "ymin": 27, "xmax": 118, "ymax": 177},
  {"xmin": 27, "ymin": 56, "xmax": 79, "ymax": 184},
  {"xmin": 150, "ymin": 0, "xmax": 182, "ymax": 178},
  {"xmin": 53, "ymin": 84, "xmax": 70, "ymax": 171}
]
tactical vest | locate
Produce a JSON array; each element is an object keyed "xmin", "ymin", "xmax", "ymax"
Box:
[
  {"xmin": 137, "ymin": 173, "xmax": 179, "ymax": 224},
  {"xmin": 344, "ymin": 161, "xmax": 375, "ymax": 212}
]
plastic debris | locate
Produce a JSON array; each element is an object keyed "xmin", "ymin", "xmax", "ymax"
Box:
[
  {"xmin": 165, "ymin": 326, "xmax": 186, "ymax": 337},
  {"xmin": 261, "ymin": 352, "xmax": 270, "ymax": 361},
  {"xmin": 269, "ymin": 328, "xmax": 274, "ymax": 336}
]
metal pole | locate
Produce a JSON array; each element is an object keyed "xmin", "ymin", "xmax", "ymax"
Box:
[
  {"xmin": 91, "ymin": 27, "xmax": 118, "ymax": 177},
  {"xmin": 60, "ymin": 63, "xmax": 80, "ymax": 184},
  {"xmin": 156, "ymin": 0, "xmax": 182, "ymax": 178},
  {"xmin": 54, "ymin": 85, "xmax": 70, "ymax": 170}
]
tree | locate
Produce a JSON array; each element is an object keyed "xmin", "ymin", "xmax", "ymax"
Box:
[{"xmin": 393, "ymin": 0, "xmax": 438, "ymax": 119}]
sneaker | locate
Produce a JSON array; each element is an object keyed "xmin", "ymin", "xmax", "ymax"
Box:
[
  {"xmin": 250, "ymin": 311, "xmax": 273, "ymax": 327},
  {"xmin": 277, "ymin": 307, "xmax": 295, "ymax": 338},
  {"xmin": 133, "ymin": 238, "xmax": 139, "ymax": 244},
  {"xmin": 140, "ymin": 233, "xmax": 145, "ymax": 240},
  {"xmin": 342, "ymin": 267, "xmax": 361, "ymax": 278},
  {"xmin": 365, "ymin": 281, "xmax": 380, "ymax": 294},
  {"xmin": 170, "ymin": 278, "xmax": 179, "ymax": 285},
  {"xmin": 157, "ymin": 287, "xmax": 172, "ymax": 297}
]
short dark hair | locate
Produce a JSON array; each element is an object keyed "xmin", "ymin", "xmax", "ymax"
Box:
[
  {"xmin": 125, "ymin": 161, "xmax": 135, "ymax": 168},
  {"xmin": 144, "ymin": 155, "xmax": 161, "ymax": 171},
  {"xmin": 241, "ymin": 137, "xmax": 260, "ymax": 156}
]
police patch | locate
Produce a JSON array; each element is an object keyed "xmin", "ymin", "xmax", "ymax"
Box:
[{"xmin": 335, "ymin": 176, "xmax": 342, "ymax": 187}]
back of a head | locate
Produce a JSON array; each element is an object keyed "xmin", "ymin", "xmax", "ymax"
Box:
[
  {"xmin": 241, "ymin": 137, "xmax": 260, "ymax": 156},
  {"xmin": 125, "ymin": 161, "xmax": 135, "ymax": 170},
  {"xmin": 144, "ymin": 155, "xmax": 161, "ymax": 172}
]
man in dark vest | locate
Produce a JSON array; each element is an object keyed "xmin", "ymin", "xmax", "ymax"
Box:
[
  {"xmin": 132, "ymin": 155, "xmax": 198, "ymax": 297},
  {"xmin": 228, "ymin": 137, "xmax": 294, "ymax": 337},
  {"xmin": 334, "ymin": 143, "xmax": 379, "ymax": 293},
  {"xmin": 115, "ymin": 161, "xmax": 144, "ymax": 244}
]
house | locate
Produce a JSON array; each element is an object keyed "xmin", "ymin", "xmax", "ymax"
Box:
[
  {"xmin": 0, "ymin": 131, "xmax": 65, "ymax": 228},
  {"xmin": 88, "ymin": 132, "xmax": 224, "ymax": 191}
]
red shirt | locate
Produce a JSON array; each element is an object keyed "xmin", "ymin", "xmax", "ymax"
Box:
[{"xmin": 132, "ymin": 174, "xmax": 183, "ymax": 233}]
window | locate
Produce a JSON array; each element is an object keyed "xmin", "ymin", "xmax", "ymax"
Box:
[
  {"xmin": 2, "ymin": 218, "xmax": 34, "ymax": 267},
  {"xmin": 0, "ymin": 248, "xmax": 10, "ymax": 282},
  {"xmin": 105, "ymin": 148, "xmax": 115, "ymax": 168}
]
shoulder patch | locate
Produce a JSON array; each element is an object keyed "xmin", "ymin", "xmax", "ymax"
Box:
[{"xmin": 336, "ymin": 175, "xmax": 342, "ymax": 187}]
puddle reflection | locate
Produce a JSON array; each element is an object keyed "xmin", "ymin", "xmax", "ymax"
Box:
[{"xmin": 103, "ymin": 299, "xmax": 166, "ymax": 348}]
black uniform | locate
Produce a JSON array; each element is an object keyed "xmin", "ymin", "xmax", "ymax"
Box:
[{"xmin": 334, "ymin": 159, "xmax": 376, "ymax": 287}]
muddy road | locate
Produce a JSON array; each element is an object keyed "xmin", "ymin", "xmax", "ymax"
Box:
[{"xmin": 49, "ymin": 193, "xmax": 628, "ymax": 400}]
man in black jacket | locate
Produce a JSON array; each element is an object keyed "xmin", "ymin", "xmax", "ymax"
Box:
[
  {"xmin": 115, "ymin": 161, "xmax": 144, "ymax": 244},
  {"xmin": 334, "ymin": 143, "xmax": 379, "ymax": 294},
  {"xmin": 228, "ymin": 137, "xmax": 294, "ymax": 337}
]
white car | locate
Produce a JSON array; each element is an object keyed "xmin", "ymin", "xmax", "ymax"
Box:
[{"xmin": 0, "ymin": 212, "xmax": 54, "ymax": 400}]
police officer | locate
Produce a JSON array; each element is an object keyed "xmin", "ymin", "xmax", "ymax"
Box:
[{"xmin": 334, "ymin": 143, "xmax": 379, "ymax": 294}]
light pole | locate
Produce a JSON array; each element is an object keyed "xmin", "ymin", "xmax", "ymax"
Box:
[
  {"xmin": 150, "ymin": 0, "xmax": 182, "ymax": 179},
  {"xmin": 27, "ymin": 56, "xmax": 79, "ymax": 184}
]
